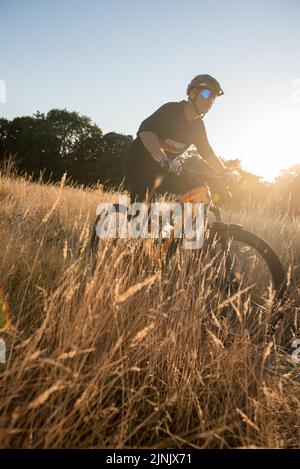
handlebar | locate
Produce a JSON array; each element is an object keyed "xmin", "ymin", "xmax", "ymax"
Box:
[
  {"xmin": 160, "ymin": 160, "xmax": 239, "ymax": 187},
  {"xmin": 161, "ymin": 160, "xmax": 225, "ymax": 182},
  {"xmin": 160, "ymin": 160, "xmax": 239, "ymax": 201},
  {"xmin": 181, "ymin": 165, "xmax": 224, "ymax": 181}
]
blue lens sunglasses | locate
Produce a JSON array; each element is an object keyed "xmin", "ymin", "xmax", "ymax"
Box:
[{"xmin": 198, "ymin": 88, "xmax": 215, "ymax": 100}]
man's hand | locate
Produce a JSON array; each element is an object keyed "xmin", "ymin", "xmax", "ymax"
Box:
[{"xmin": 161, "ymin": 159, "xmax": 182, "ymax": 175}]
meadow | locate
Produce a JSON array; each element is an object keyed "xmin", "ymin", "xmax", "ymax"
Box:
[{"xmin": 0, "ymin": 163, "xmax": 299, "ymax": 448}]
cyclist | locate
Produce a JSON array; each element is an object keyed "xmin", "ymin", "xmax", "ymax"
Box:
[{"xmin": 126, "ymin": 74, "xmax": 230, "ymax": 203}]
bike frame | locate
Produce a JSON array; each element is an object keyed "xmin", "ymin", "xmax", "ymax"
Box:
[{"xmin": 175, "ymin": 167, "xmax": 243, "ymax": 241}]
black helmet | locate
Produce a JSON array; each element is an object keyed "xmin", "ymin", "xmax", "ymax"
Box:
[{"xmin": 187, "ymin": 74, "xmax": 224, "ymax": 96}]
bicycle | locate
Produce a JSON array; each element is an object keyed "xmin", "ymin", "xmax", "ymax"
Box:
[{"xmin": 90, "ymin": 164, "xmax": 287, "ymax": 306}]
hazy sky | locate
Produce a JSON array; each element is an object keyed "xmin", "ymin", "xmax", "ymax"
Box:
[{"xmin": 1, "ymin": 0, "xmax": 300, "ymax": 180}]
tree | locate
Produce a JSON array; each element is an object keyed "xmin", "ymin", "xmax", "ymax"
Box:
[
  {"xmin": 99, "ymin": 132, "xmax": 133, "ymax": 188},
  {"xmin": 0, "ymin": 109, "xmax": 133, "ymax": 188},
  {"xmin": 273, "ymin": 164, "xmax": 300, "ymax": 216},
  {"xmin": 0, "ymin": 118, "xmax": 10, "ymax": 162}
]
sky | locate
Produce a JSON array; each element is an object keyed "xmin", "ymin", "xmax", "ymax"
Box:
[{"xmin": 1, "ymin": 0, "xmax": 300, "ymax": 180}]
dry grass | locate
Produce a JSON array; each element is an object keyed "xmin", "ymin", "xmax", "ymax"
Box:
[{"xmin": 0, "ymin": 167, "xmax": 300, "ymax": 449}]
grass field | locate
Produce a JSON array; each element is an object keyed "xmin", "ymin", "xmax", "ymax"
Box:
[{"xmin": 0, "ymin": 168, "xmax": 299, "ymax": 448}]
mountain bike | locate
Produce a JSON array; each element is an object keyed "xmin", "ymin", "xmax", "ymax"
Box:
[{"xmin": 90, "ymin": 165, "xmax": 287, "ymax": 305}]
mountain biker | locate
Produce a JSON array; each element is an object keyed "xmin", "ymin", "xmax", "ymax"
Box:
[{"xmin": 126, "ymin": 74, "xmax": 231, "ymax": 203}]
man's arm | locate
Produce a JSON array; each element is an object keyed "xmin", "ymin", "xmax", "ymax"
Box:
[
  {"xmin": 195, "ymin": 120, "xmax": 227, "ymax": 175},
  {"xmin": 139, "ymin": 131, "xmax": 169, "ymax": 163},
  {"xmin": 137, "ymin": 102, "xmax": 177, "ymax": 164},
  {"xmin": 202, "ymin": 152, "xmax": 227, "ymax": 175}
]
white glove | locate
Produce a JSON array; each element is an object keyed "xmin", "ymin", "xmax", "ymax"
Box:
[{"xmin": 166, "ymin": 159, "xmax": 182, "ymax": 175}]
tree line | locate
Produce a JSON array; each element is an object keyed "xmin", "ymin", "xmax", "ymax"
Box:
[
  {"xmin": 0, "ymin": 109, "xmax": 132, "ymax": 188},
  {"xmin": 0, "ymin": 108, "xmax": 299, "ymax": 215}
]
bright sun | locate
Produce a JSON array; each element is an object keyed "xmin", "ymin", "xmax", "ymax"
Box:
[{"xmin": 240, "ymin": 111, "xmax": 300, "ymax": 181}]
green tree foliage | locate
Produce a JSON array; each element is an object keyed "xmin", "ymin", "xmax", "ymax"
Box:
[
  {"xmin": 100, "ymin": 132, "xmax": 133, "ymax": 188},
  {"xmin": 0, "ymin": 109, "xmax": 132, "ymax": 188}
]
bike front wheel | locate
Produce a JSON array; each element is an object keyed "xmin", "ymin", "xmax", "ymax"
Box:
[{"xmin": 208, "ymin": 223, "xmax": 287, "ymax": 304}]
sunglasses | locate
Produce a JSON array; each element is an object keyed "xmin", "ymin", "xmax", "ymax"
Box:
[{"xmin": 198, "ymin": 88, "xmax": 216, "ymax": 100}]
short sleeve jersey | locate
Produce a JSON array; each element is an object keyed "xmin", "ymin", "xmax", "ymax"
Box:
[{"xmin": 131, "ymin": 100, "xmax": 216, "ymax": 161}]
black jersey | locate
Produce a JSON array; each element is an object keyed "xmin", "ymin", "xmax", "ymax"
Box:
[{"xmin": 129, "ymin": 100, "xmax": 216, "ymax": 163}]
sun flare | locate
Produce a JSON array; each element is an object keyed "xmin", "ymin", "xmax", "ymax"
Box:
[{"xmin": 241, "ymin": 111, "xmax": 300, "ymax": 181}]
